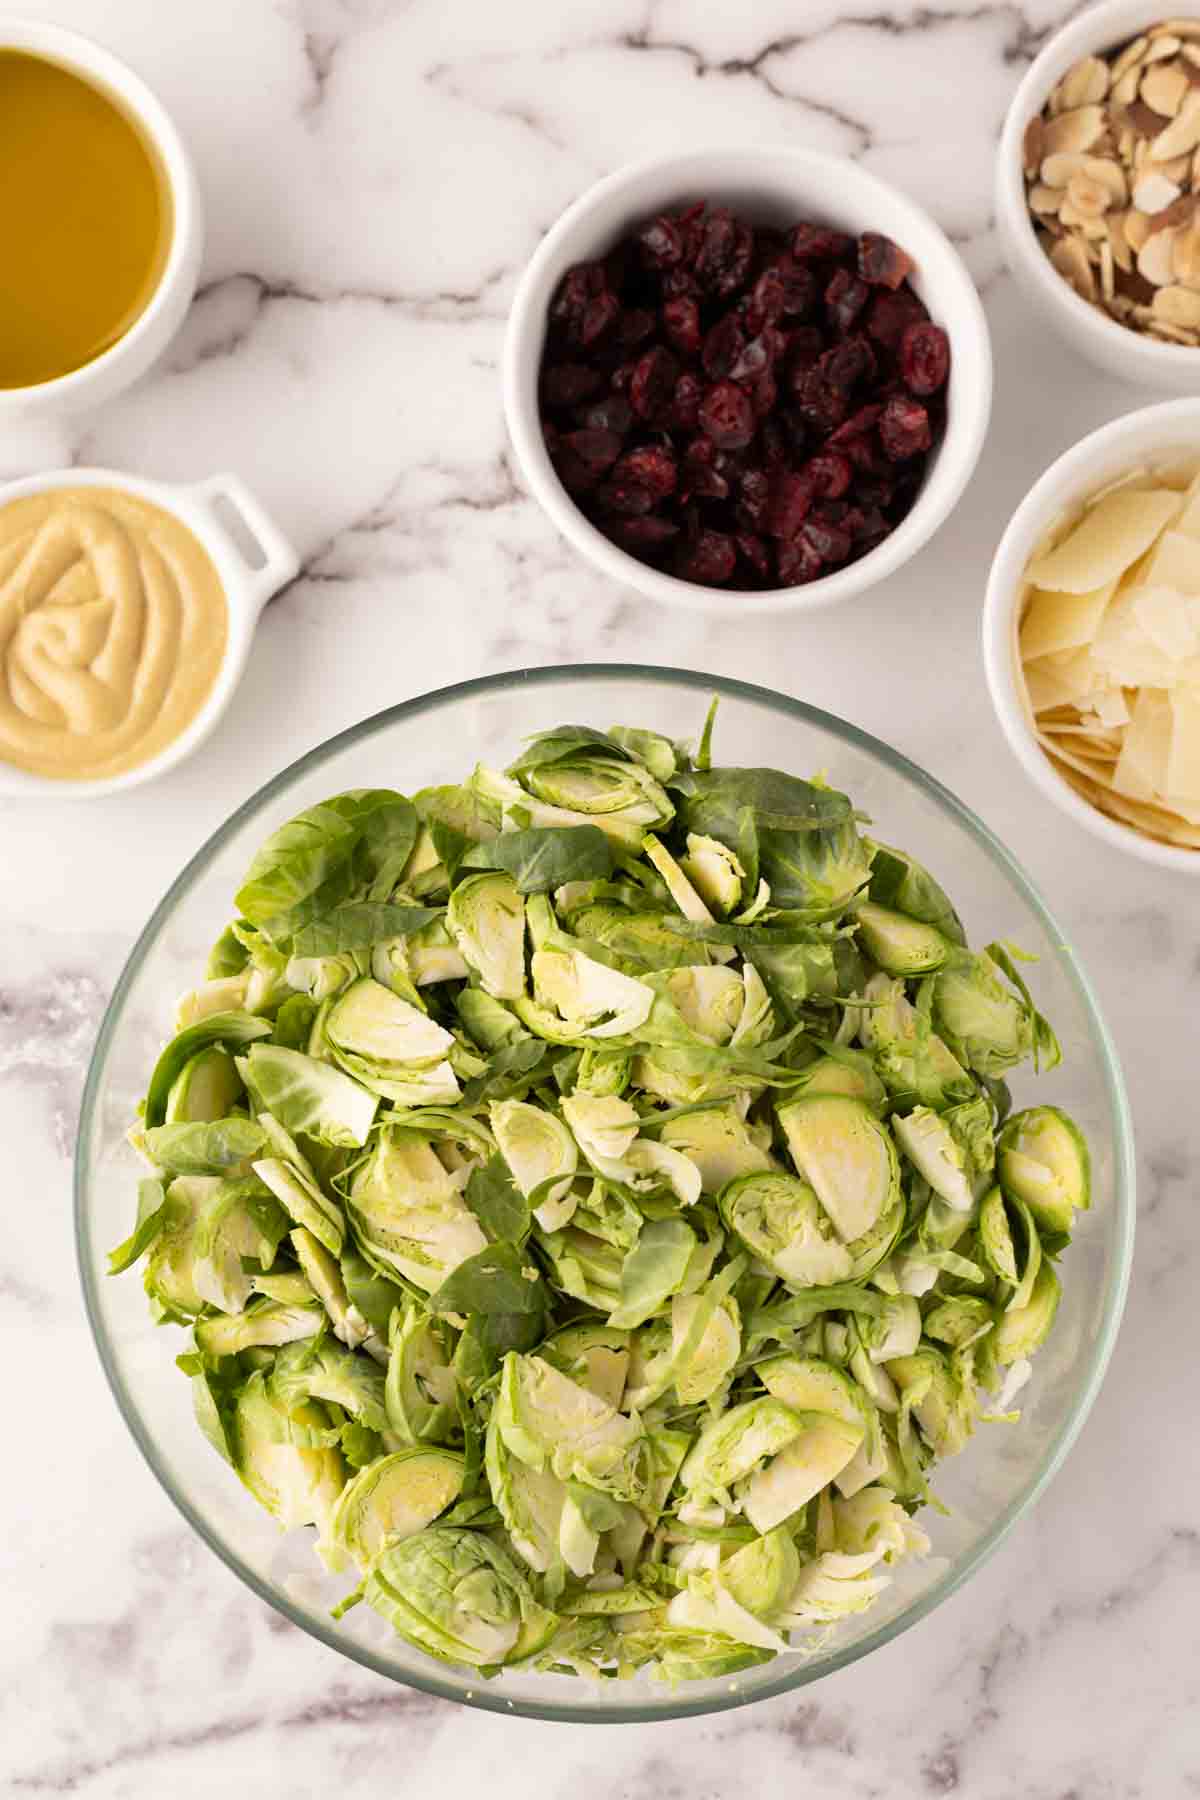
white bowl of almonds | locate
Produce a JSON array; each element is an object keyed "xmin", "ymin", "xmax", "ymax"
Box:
[
  {"xmin": 997, "ymin": 2, "xmax": 1200, "ymax": 384},
  {"xmin": 984, "ymin": 398, "xmax": 1200, "ymax": 868}
]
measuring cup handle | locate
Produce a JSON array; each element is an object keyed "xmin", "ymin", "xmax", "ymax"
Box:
[{"xmin": 187, "ymin": 473, "xmax": 300, "ymax": 612}]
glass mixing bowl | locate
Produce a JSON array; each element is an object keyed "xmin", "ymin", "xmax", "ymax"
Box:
[{"xmin": 76, "ymin": 666, "xmax": 1134, "ymax": 1723}]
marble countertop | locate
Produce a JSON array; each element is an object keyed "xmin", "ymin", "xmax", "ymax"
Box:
[{"xmin": 3, "ymin": 0, "xmax": 1196, "ymax": 1793}]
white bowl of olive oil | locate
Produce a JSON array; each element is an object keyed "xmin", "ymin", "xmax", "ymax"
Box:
[{"xmin": 0, "ymin": 19, "xmax": 203, "ymax": 414}]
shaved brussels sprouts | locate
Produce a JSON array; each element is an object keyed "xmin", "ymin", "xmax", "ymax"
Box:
[{"xmin": 112, "ymin": 701, "xmax": 1088, "ymax": 1684}]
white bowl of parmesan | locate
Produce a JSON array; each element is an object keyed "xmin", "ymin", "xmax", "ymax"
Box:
[{"xmin": 984, "ymin": 398, "xmax": 1200, "ymax": 869}]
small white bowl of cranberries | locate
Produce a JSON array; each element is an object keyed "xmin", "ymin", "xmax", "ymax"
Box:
[{"xmin": 504, "ymin": 148, "xmax": 992, "ymax": 614}]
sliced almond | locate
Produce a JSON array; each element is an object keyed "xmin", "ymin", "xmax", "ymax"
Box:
[
  {"xmin": 1143, "ymin": 35, "xmax": 1183, "ymax": 64},
  {"xmin": 1158, "ymin": 151, "xmax": 1194, "ymax": 184},
  {"xmin": 1029, "ymin": 182, "xmax": 1064, "ymax": 216},
  {"xmin": 1059, "ymin": 55, "xmax": 1111, "ymax": 109},
  {"xmin": 1153, "ymin": 282, "xmax": 1200, "ymax": 327},
  {"xmin": 1125, "ymin": 209, "xmax": 1154, "ymax": 252},
  {"xmin": 1151, "ymin": 90, "xmax": 1200, "ymax": 158},
  {"xmin": 1050, "ymin": 232, "xmax": 1097, "ymax": 300},
  {"xmin": 1133, "ymin": 169, "xmax": 1182, "ymax": 211},
  {"xmin": 1085, "ymin": 156, "xmax": 1129, "ymax": 204},
  {"xmin": 1142, "ymin": 60, "xmax": 1190, "ymax": 115},
  {"xmin": 1113, "ymin": 63, "xmax": 1145, "ymax": 106},
  {"xmin": 1043, "ymin": 105, "xmax": 1106, "ymax": 158},
  {"xmin": 1100, "ymin": 236, "xmax": 1117, "ymax": 301},
  {"xmin": 1138, "ymin": 225, "xmax": 1179, "ymax": 285},
  {"xmin": 1041, "ymin": 149, "xmax": 1091, "ymax": 187},
  {"xmin": 1023, "ymin": 115, "xmax": 1046, "ymax": 178},
  {"xmin": 1172, "ymin": 218, "xmax": 1200, "ymax": 286},
  {"xmin": 1111, "ymin": 36, "xmax": 1150, "ymax": 83},
  {"xmin": 1154, "ymin": 20, "xmax": 1200, "ymax": 41},
  {"xmin": 1108, "ymin": 211, "xmax": 1135, "ymax": 271}
]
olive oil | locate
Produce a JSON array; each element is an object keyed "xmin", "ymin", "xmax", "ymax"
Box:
[{"xmin": 0, "ymin": 50, "xmax": 171, "ymax": 388}]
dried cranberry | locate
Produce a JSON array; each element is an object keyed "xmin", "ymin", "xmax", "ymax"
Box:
[
  {"xmin": 730, "ymin": 327, "xmax": 784, "ymax": 383},
  {"xmin": 540, "ymin": 363, "xmax": 603, "ymax": 408},
  {"xmin": 866, "ymin": 286, "xmax": 929, "ymax": 349},
  {"xmin": 766, "ymin": 470, "xmax": 814, "ymax": 540},
  {"xmin": 760, "ymin": 417, "xmax": 792, "ymax": 466},
  {"xmin": 879, "ymin": 394, "xmax": 932, "ymax": 461},
  {"xmin": 613, "ymin": 445, "xmax": 677, "ymax": 500},
  {"xmin": 638, "ymin": 215, "xmax": 684, "ymax": 268},
  {"xmin": 694, "ymin": 209, "xmax": 753, "ymax": 296},
  {"xmin": 855, "ymin": 472, "xmax": 898, "ymax": 509},
  {"xmin": 681, "ymin": 437, "xmax": 730, "ymax": 501},
  {"xmin": 790, "ymin": 223, "xmax": 853, "ymax": 262},
  {"xmin": 793, "ymin": 367, "xmax": 849, "ymax": 436},
  {"xmin": 562, "ymin": 428, "xmax": 622, "ymax": 472},
  {"xmin": 615, "ymin": 307, "xmax": 656, "ymax": 348},
  {"xmin": 610, "ymin": 514, "xmax": 680, "ymax": 552},
  {"xmin": 841, "ymin": 432, "xmax": 884, "ymax": 473},
  {"xmin": 580, "ymin": 393, "xmax": 633, "ymax": 435},
  {"xmin": 784, "ymin": 326, "xmax": 826, "ymax": 380},
  {"xmin": 825, "ymin": 268, "xmax": 870, "ymax": 335},
  {"xmin": 670, "ymin": 371, "xmax": 703, "ymax": 431},
  {"xmin": 798, "ymin": 516, "xmax": 852, "ymax": 567},
  {"xmin": 663, "ymin": 295, "xmax": 702, "ymax": 357},
  {"xmin": 737, "ymin": 466, "xmax": 772, "ymax": 528},
  {"xmin": 699, "ymin": 380, "xmax": 755, "ymax": 450},
  {"xmin": 842, "ymin": 503, "xmax": 890, "ymax": 548},
  {"xmin": 675, "ymin": 528, "xmax": 737, "ymax": 584},
  {"xmin": 819, "ymin": 336, "xmax": 875, "ymax": 393},
  {"xmin": 551, "ymin": 446, "xmax": 600, "ymax": 494},
  {"xmin": 806, "ymin": 452, "xmax": 852, "ymax": 499},
  {"xmin": 857, "ymin": 232, "xmax": 916, "ymax": 290},
  {"xmin": 736, "ymin": 532, "xmax": 771, "ymax": 579},
  {"xmin": 747, "ymin": 370, "xmax": 778, "ymax": 419},
  {"xmin": 551, "ymin": 262, "xmax": 607, "ymax": 331},
  {"xmin": 630, "ymin": 346, "xmax": 680, "ymax": 421},
  {"xmin": 579, "ymin": 289, "xmax": 620, "ymax": 347},
  {"xmin": 702, "ymin": 315, "xmax": 746, "ymax": 380},
  {"xmin": 828, "ymin": 403, "xmax": 884, "ymax": 445},
  {"xmin": 593, "ymin": 478, "xmax": 656, "ymax": 516},
  {"xmin": 899, "ymin": 322, "xmax": 950, "ymax": 396},
  {"xmin": 777, "ymin": 535, "xmax": 824, "ymax": 584}
]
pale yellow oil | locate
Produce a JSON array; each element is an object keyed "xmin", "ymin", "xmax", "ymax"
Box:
[{"xmin": 0, "ymin": 49, "xmax": 172, "ymax": 388}]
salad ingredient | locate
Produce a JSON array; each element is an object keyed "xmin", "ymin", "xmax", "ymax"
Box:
[
  {"xmin": 114, "ymin": 705, "xmax": 1084, "ymax": 1684},
  {"xmin": 0, "ymin": 50, "xmax": 170, "ymax": 389},
  {"xmin": 1015, "ymin": 458, "xmax": 1200, "ymax": 846},
  {"xmin": 1023, "ymin": 21, "xmax": 1200, "ymax": 345},
  {"xmin": 538, "ymin": 203, "xmax": 950, "ymax": 590},
  {"xmin": 0, "ymin": 487, "xmax": 227, "ymax": 781}
]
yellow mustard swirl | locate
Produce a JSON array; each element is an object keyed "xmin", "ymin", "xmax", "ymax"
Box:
[{"xmin": 0, "ymin": 486, "xmax": 227, "ymax": 780}]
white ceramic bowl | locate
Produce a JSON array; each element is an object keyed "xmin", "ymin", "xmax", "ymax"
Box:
[
  {"xmin": 983, "ymin": 397, "xmax": 1200, "ymax": 870},
  {"xmin": 503, "ymin": 147, "xmax": 992, "ymax": 615},
  {"xmin": 0, "ymin": 17, "xmax": 204, "ymax": 417},
  {"xmin": 996, "ymin": 0, "xmax": 1200, "ymax": 390},
  {"xmin": 0, "ymin": 469, "xmax": 298, "ymax": 799}
]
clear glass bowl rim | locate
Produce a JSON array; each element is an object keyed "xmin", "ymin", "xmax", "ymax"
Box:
[{"xmin": 74, "ymin": 663, "xmax": 1136, "ymax": 1725}]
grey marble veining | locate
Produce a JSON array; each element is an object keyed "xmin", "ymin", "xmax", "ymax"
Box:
[{"xmin": 2, "ymin": 0, "xmax": 1197, "ymax": 1792}]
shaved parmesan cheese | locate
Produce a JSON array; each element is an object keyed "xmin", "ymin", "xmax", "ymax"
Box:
[
  {"xmin": 1019, "ymin": 580, "xmax": 1116, "ymax": 661},
  {"xmin": 1113, "ymin": 688, "xmax": 1173, "ymax": 800},
  {"xmin": 1136, "ymin": 529, "xmax": 1200, "ymax": 597},
  {"xmin": 1091, "ymin": 688, "xmax": 1131, "ymax": 729},
  {"xmin": 1167, "ymin": 687, "xmax": 1200, "ymax": 804},
  {"xmin": 1027, "ymin": 489, "xmax": 1179, "ymax": 594},
  {"xmin": 1016, "ymin": 462, "xmax": 1200, "ymax": 850},
  {"xmin": 1092, "ymin": 592, "xmax": 1185, "ymax": 688}
]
